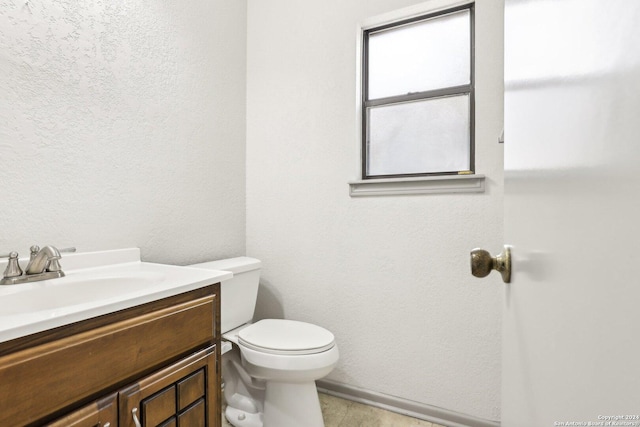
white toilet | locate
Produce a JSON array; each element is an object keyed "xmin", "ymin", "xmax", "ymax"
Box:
[{"xmin": 190, "ymin": 257, "xmax": 339, "ymax": 427}]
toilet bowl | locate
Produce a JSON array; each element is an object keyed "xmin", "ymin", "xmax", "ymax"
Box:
[{"xmin": 189, "ymin": 257, "xmax": 339, "ymax": 427}]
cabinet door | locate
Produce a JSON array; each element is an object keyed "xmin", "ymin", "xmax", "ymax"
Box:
[
  {"xmin": 119, "ymin": 346, "xmax": 218, "ymax": 427},
  {"xmin": 45, "ymin": 393, "xmax": 117, "ymax": 427}
]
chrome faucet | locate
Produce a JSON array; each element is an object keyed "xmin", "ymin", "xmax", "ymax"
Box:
[
  {"xmin": 25, "ymin": 245, "xmax": 62, "ymax": 275},
  {"xmin": 1, "ymin": 245, "xmax": 76, "ymax": 286}
]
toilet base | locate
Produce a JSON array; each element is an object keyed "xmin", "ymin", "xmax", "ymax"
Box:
[
  {"xmin": 226, "ymin": 381, "xmax": 325, "ymax": 427},
  {"xmin": 263, "ymin": 381, "xmax": 324, "ymax": 427},
  {"xmin": 225, "ymin": 406, "xmax": 263, "ymax": 427}
]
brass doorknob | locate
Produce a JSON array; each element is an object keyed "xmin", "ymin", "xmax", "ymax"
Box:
[{"xmin": 470, "ymin": 246, "xmax": 511, "ymax": 283}]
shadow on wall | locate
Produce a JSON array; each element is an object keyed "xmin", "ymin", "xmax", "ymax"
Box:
[{"xmin": 252, "ymin": 279, "xmax": 285, "ymax": 321}]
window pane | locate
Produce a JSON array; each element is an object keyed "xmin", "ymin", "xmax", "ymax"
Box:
[
  {"xmin": 367, "ymin": 9, "xmax": 470, "ymax": 100},
  {"xmin": 367, "ymin": 95, "xmax": 470, "ymax": 176}
]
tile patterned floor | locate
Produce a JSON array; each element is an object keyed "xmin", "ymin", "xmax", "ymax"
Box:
[{"xmin": 222, "ymin": 392, "xmax": 446, "ymax": 427}]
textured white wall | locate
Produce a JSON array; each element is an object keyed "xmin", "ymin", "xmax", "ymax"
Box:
[
  {"xmin": 1, "ymin": 0, "xmax": 504, "ymax": 420},
  {"xmin": 0, "ymin": 0, "xmax": 247, "ymax": 264},
  {"xmin": 246, "ymin": 0, "xmax": 504, "ymax": 421}
]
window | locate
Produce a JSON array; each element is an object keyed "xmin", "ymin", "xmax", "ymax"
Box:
[{"xmin": 361, "ymin": 4, "xmax": 474, "ymax": 179}]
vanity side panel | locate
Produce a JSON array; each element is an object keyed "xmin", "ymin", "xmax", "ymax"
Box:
[
  {"xmin": 214, "ymin": 277, "xmax": 222, "ymax": 427},
  {"xmin": 0, "ymin": 294, "xmax": 215, "ymax": 426}
]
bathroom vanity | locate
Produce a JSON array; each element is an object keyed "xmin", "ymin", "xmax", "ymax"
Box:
[{"xmin": 0, "ymin": 248, "xmax": 231, "ymax": 427}]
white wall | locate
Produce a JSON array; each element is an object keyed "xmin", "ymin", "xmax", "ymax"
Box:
[
  {"xmin": 0, "ymin": 0, "xmax": 247, "ymax": 264},
  {"xmin": 246, "ymin": 0, "xmax": 504, "ymax": 421},
  {"xmin": 1, "ymin": 0, "xmax": 504, "ymax": 420}
]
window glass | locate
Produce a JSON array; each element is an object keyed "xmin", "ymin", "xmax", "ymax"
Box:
[
  {"xmin": 362, "ymin": 5, "xmax": 473, "ymax": 179},
  {"xmin": 367, "ymin": 95, "xmax": 470, "ymax": 176},
  {"xmin": 367, "ymin": 9, "xmax": 471, "ymax": 100}
]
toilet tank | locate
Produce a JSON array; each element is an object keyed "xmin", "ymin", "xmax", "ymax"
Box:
[{"xmin": 189, "ymin": 257, "xmax": 261, "ymax": 334}]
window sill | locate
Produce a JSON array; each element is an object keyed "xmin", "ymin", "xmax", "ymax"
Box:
[{"xmin": 348, "ymin": 174, "xmax": 485, "ymax": 197}]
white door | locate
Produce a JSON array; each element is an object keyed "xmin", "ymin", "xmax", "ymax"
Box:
[{"xmin": 502, "ymin": 0, "xmax": 640, "ymax": 425}]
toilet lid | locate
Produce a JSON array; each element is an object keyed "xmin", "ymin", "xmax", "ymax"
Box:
[{"xmin": 238, "ymin": 319, "xmax": 335, "ymax": 355}]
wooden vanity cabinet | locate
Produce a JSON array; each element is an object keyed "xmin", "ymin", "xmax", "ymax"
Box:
[{"xmin": 0, "ymin": 285, "xmax": 221, "ymax": 427}]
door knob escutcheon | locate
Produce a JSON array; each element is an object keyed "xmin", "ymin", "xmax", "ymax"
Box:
[{"xmin": 470, "ymin": 246, "xmax": 511, "ymax": 283}]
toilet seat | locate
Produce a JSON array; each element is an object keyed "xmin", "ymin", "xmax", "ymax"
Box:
[{"xmin": 238, "ymin": 319, "xmax": 335, "ymax": 355}]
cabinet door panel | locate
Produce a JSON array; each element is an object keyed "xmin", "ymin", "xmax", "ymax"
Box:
[
  {"xmin": 178, "ymin": 399, "xmax": 205, "ymax": 427},
  {"xmin": 177, "ymin": 369, "xmax": 205, "ymax": 411},
  {"xmin": 143, "ymin": 386, "xmax": 176, "ymax": 426},
  {"xmin": 120, "ymin": 347, "xmax": 217, "ymax": 427},
  {"xmin": 159, "ymin": 417, "xmax": 177, "ymax": 427}
]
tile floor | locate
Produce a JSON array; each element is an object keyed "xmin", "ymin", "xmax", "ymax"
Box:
[{"xmin": 222, "ymin": 392, "xmax": 447, "ymax": 427}]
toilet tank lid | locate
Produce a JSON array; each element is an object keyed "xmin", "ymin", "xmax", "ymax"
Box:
[{"xmin": 190, "ymin": 257, "xmax": 261, "ymax": 274}]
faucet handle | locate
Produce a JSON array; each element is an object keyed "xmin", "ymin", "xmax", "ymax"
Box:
[
  {"xmin": 29, "ymin": 245, "xmax": 40, "ymax": 261},
  {"xmin": 46, "ymin": 247, "xmax": 75, "ymax": 272},
  {"xmin": 3, "ymin": 252, "xmax": 23, "ymax": 278},
  {"xmin": 47, "ymin": 258, "xmax": 62, "ymax": 272}
]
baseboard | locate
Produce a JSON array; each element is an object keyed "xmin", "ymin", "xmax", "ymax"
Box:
[{"xmin": 316, "ymin": 379, "xmax": 500, "ymax": 427}]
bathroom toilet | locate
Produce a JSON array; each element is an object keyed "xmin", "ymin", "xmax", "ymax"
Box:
[{"xmin": 190, "ymin": 257, "xmax": 339, "ymax": 427}]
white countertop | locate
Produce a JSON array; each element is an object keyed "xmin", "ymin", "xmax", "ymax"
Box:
[{"xmin": 0, "ymin": 248, "xmax": 232, "ymax": 344}]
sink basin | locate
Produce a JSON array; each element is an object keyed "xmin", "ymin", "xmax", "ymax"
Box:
[
  {"xmin": 0, "ymin": 271, "xmax": 167, "ymax": 316},
  {"xmin": 0, "ymin": 248, "xmax": 233, "ymax": 344}
]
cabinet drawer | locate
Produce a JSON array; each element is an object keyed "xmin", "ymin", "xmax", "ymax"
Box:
[{"xmin": 0, "ymin": 295, "xmax": 215, "ymax": 426}]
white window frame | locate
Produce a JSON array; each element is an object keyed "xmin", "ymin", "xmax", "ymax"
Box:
[{"xmin": 350, "ymin": 0, "xmax": 485, "ymax": 197}]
